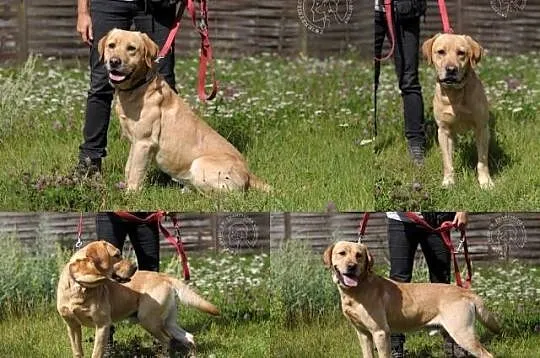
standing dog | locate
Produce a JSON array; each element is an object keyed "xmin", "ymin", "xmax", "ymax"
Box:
[
  {"xmin": 422, "ymin": 33, "xmax": 494, "ymax": 189},
  {"xmin": 98, "ymin": 28, "xmax": 270, "ymax": 192},
  {"xmin": 323, "ymin": 241, "xmax": 500, "ymax": 358},
  {"xmin": 57, "ymin": 241, "xmax": 219, "ymax": 358}
]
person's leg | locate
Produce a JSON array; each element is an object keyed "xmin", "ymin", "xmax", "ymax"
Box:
[
  {"xmin": 419, "ymin": 224, "xmax": 470, "ymax": 357},
  {"xmin": 387, "ymin": 218, "xmax": 419, "ymax": 358},
  {"xmin": 133, "ymin": 3, "xmax": 177, "ymax": 91},
  {"xmin": 393, "ymin": 17, "xmax": 425, "ymax": 164},
  {"xmin": 125, "ymin": 213, "xmax": 160, "ymax": 272},
  {"xmin": 78, "ymin": 0, "xmax": 135, "ymax": 171},
  {"xmin": 95, "ymin": 212, "xmax": 129, "ymax": 250}
]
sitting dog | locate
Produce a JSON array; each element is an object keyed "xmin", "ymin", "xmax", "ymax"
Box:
[
  {"xmin": 98, "ymin": 28, "xmax": 270, "ymax": 192},
  {"xmin": 422, "ymin": 33, "xmax": 494, "ymax": 189},
  {"xmin": 56, "ymin": 240, "xmax": 219, "ymax": 358},
  {"xmin": 323, "ymin": 241, "xmax": 500, "ymax": 358}
]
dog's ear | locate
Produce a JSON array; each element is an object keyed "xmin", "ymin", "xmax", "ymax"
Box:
[
  {"xmin": 86, "ymin": 242, "xmax": 111, "ymax": 272},
  {"xmin": 98, "ymin": 33, "xmax": 109, "ymax": 62},
  {"xmin": 421, "ymin": 34, "xmax": 439, "ymax": 65},
  {"xmin": 69, "ymin": 258, "xmax": 108, "ymax": 286},
  {"xmin": 464, "ymin": 35, "xmax": 483, "ymax": 67},
  {"xmin": 140, "ymin": 33, "xmax": 159, "ymax": 68},
  {"xmin": 322, "ymin": 244, "xmax": 334, "ymax": 268}
]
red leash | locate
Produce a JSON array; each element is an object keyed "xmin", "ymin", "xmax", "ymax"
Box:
[
  {"xmin": 375, "ymin": 1, "xmax": 395, "ymax": 61},
  {"xmin": 437, "ymin": 0, "xmax": 453, "ymax": 33},
  {"xmin": 404, "ymin": 212, "xmax": 472, "ymax": 289},
  {"xmin": 358, "ymin": 212, "xmax": 370, "ymax": 242},
  {"xmin": 114, "ymin": 211, "xmax": 190, "ymax": 281},
  {"xmin": 156, "ymin": 0, "xmax": 218, "ymax": 102}
]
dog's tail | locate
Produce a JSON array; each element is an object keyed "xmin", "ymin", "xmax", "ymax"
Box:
[
  {"xmin": 248, "ymin": 173, "xmax": 272, "ymax": 192},
  {"xmin": 472, "ymin": 294, "xmax": 501, "ymax": 333},
  {"xmin": 168, "ymin": 277, "xmax": 220, "ymax": 316}
]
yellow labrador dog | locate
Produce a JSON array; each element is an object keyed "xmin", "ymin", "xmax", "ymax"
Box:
[
  {"xmin": 98, "ymin": 28, "xmax": 270, "ymax": 192},
  {"xmin": 323, "ymin": 241, "xmax": 500, "ymax": 358},
  {"xmin": 57, "ymin": 241, "xmax": 219, "ymax": 358},
  {"xmin": 422, "ymin": 33, "xmax": 493, "ymax": 189}
]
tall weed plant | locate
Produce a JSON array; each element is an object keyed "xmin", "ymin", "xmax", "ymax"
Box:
[
  {"xmin": 269, "ymin": 241, "xmax": 339, "ymax": 326},
  {"xmin": 0, "ymin": 55, "xmax": 38, "ymax": 141},
  {"xmin": 0, "ymin": 236, "xmax": 69, "ymax": 318}
]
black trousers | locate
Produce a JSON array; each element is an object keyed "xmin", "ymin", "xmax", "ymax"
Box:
[
  {"xmin": 374, "ymin": 11, "xmax": 425, "ymax": 148},
  {"xmin": 387, "ymin": 213, "xmax": 454, "ymax": 350},
  {"xmin": 96, "ymin": 212, "xmax": 160, "ymax": 271},
  {"xmin": 79, "ymin": 0, "xmax": 177, "ymax": 161}
]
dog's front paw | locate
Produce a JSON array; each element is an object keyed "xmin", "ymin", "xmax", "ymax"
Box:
[
  {"xmin": 479, "ymin": 176, "xmax": 494, "ymax": 189},
  {"xmin": 442, "ymin": 176, "xmax": 455, "ymax": 188}
]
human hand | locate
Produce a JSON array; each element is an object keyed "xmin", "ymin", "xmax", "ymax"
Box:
[
  {"xmin": 77, "ymin": 12, "xmax": 93, "ymax": 46},
  {"xmin": 453, "ymin": 212, "xmax": 468, "ymax": 230}
]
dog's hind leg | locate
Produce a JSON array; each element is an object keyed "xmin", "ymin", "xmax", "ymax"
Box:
[{"xmin": 440, "ymin": 302, "xmax": 493, "ymax": 358}]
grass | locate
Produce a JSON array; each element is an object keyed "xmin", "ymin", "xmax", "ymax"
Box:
[
  {"xmin": 0, "ymin": 238, "xmax": 270, "ymax": 357},
  {"xmin": 0, "ymin": 52, "xmax": 539, "ymax": 210},
  {"xmin": 374, "ymin": 52, "xmax": 540, "ymax": 210},
  {"xmin": 269, "ymin": 242, "xmax": 540, "ymax": 357},
  {"xmin": 0, "ymin": 53, "xmax": 374, "ymax": 211}
]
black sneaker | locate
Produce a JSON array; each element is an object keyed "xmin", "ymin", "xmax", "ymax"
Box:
[
  {"xmin": 391, "ymin": 333, "xmax": 405, "ymax": 358},
  {"xmin": 443, "ymin": 332, "xmax": 471, "ymax": 357},
  {"xmin": 74, "ymin": 157, "xmax": 102, "ymax": 177},
  {"xmin": 103, "ymin": 325, "xmax": 116, "ymax": 358},
  {"xmin": 408, "ymin": 143, "xmax": 425, "ymax": 167}
]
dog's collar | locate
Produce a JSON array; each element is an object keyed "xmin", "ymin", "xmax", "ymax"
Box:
[{"xmin": 116, "ymin": 71, "xmax": 157, "ymax": 92}]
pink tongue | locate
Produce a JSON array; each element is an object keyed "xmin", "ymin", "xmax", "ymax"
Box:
[
  {"xmin": 109, "ymin": 72, "xmax": 126, "ymax": 82},
  {"xmin": 343, "ymin": 275, "xmax": 358, "ymax": 287}
]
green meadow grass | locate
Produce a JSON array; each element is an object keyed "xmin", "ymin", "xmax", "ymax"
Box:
[
  {"xmin": 0, "ymin": 54, "xmax": 373, "ymax": 211},
  {"xmin": 374, "ymin": 53, "xmax": 540, "ymax": 210}
]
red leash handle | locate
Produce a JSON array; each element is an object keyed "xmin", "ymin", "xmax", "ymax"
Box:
[
  {"xmin": 156, "ymin": 0, "xmax": 217, "ymax": 102},
  {"xmin": 404, "ymin": 213, "xmax": 472, "ymax": 289},
  {"xmin": 113, "ymin": 211, "xmax": 190, "ymax": 281},
  {"xmin": 437, "ymin": 0, "xmax": 453, "ymax": 33}
]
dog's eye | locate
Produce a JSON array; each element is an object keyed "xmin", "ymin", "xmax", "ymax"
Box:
[
  {"xmin": 355, "ymin": 252, "xmax": 361, "ymax": 259},
  {"xmin": 337, "ymin": 251, "xmax": 346, "ymax": 256},
  {"xmin": 107, "ymin": 43, "xmax": 116, "ymax": 49},
  {"xmin": 437, "ymin": 49, "xmax": 446, "ymax": 55},
  {"xmin": 127, "ymin": 45, "xmax": 136, "ymax": 52},
  {"xmin": 457, "ymin": 50, "xmax": 466, "ymax": 56}
]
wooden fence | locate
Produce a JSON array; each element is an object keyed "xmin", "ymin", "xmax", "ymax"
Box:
[
  {"xmin": 2, "ymin": 212, "xmax": 539, "ymax": 264},
  {"xmin": 270, "ymin": 212, "xmax": 540, "ymax": 264},
  {"xmin": 1, "ymin": 0, "xmax": 538, "ymax": 62},
  {"xmin": 0, "ymin": 212, "xmax": 270, "ymax": 254}
]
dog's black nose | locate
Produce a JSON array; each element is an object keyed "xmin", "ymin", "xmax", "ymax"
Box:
[
  {"xmin": 346, "ymin": 263, "xmax": 357, "ymax": 273},
  {"xmin": 109, "ymin": 57, "xmax": 122, "ymax": 68},
  {"xmin": 445, "ymin": 66, "xmax": 458, "ymax": 76}
]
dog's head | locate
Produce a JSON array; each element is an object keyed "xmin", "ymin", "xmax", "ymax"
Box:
[
  {"xmin": 422, "ymin": 33, "xmax": 483, "ymax": 89},
  {"xmin": 69, "ymin": 240, "xmax": 137, "ymax": 288},
  {"xmin": 97, "ymin": 28, "xmax": 159, "ymax": 90},
  {"xmin": 323, "ymin": 241, "xmax": 373, "ymax": 289}
]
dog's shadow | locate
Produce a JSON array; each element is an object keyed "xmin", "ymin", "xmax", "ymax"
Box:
[{"xmin": 456, "ymin": 112, "xmax": 511, "ymax": 176}]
